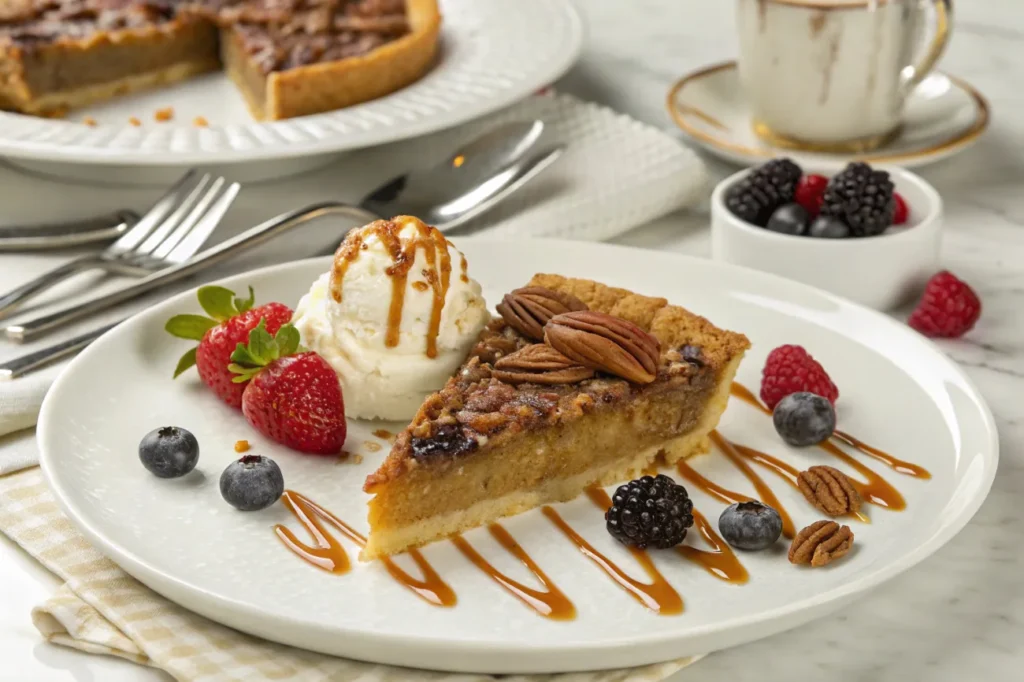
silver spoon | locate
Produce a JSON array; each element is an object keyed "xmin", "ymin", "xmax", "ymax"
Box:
[{"xmin": 3, "ymin": 121, "xmax": 563, "ymax": 343}]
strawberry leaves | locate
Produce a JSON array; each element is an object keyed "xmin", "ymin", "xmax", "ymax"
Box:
[
  {"xmin": 197, "ymin": 285, "xmax": 255, "ymax": 322},
  {"xmin": 165, "ymin": 315, "xmax": 217, "ymax": 340},
  {"xmin": 166, "ymin": 285, "xmax": 259, "ymax": 379},
  {"xmin": 173, "ymin": 348, "xmax": 198, "ymax": 378},
  {"xmin": 228, "ymin": 320, "xmax": 302, "ymax": 383}
]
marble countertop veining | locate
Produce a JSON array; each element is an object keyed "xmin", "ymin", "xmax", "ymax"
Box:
[
  {"xmin": 2, "ymin": 1, "xmax": 1024, "ymax": 680},
  {"xmin": 568, "ymin": 1, "xmax": 1024, "ymax": 680}
]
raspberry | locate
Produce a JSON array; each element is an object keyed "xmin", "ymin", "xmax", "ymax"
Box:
[
  {"xmin": 794, "ymin": 174, "xmax": 829, "ymax": 217},
  {"xmin": 760, "ymin": 345, "xmax": 839, "ymax": 410},
  {"xmin": 893, "ymin": 192, "xmax": 909, "ymax": 225},
  {"xmin": 908, "ymin": 271, "xmax": 981, "ymax": 338}
]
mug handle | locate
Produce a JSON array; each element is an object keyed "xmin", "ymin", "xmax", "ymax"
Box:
[{"xmin": 901, "ymin": 0, "xmax": 953, "ymax": 96}]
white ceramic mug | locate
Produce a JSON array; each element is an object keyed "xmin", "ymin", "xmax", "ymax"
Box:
[{"xmin": 736, "ymin": 0, "xmax": 953, "ymax": 152}]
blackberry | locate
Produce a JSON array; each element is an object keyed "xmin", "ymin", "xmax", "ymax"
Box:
[
  {"xmin": 724, "ymin": 158, "xmax": 803, "ymax": 226},
  {"xmin": 819, "ymin": 162, "xmax": 896, "ymax": 237},
  {"xmin": 605, "ymin": 474, "xmax": 694, "ymax": 549}
]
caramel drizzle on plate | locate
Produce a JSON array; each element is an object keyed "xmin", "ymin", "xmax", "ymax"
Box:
[
  {"xmin": 329, "ymin": 218, "xmax": 452, "ymax": 359},
  {"xmin": 451, "ymin": 525, "xmax": 575, "ymax": 620},
  {"xmin": 728, "ymin": 439, "xmax": 870, "ymax": 523},
  {"xmin": 275, "ymin": 384, "xmax": 930, "ymax": 619},
  {"xmin": 543, "ymin": 488, "xmax": 684, "ymax": 615},
  {"xmin": 729, "ymin": 383, "xmax": 931, "ymax": 480},
  {"xmin": 276, "ymin": 491, "xmax": 455, "ymax": 607},
  {"xmin": 677, "ymin": 509, "xmax": 749, "ymax": 584}
]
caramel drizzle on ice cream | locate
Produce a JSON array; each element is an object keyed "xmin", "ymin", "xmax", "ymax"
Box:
[{"xmin": 330, "ymin": 217, "xmax": 453, "ymax": 359}]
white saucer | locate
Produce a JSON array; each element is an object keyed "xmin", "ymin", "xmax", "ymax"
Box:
[
  {"xmin": 38, "ymin": 239, "xmax": 997, "ymax": 673},
  {"xmin": 667, "ymin": 61, "xmax": 989, "ymax": 169}
]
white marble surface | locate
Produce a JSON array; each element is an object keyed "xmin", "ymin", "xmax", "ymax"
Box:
[{"xmin": 2, "ymin": 0, "xmax": 1024, "ymax": 680}]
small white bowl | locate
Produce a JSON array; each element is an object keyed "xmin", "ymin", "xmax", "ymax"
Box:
[{"xmin": 711, "ymin": 165, "xmax": 942, "ymax": 310}]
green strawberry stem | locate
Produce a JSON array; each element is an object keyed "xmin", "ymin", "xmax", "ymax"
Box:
[
  {"xmin": 228, "ymin": 319, "xmax": 302, "ymax": 383},
  {"xmin": 165, "ymin": 285, "xmax": 257, "ymax": 379}
]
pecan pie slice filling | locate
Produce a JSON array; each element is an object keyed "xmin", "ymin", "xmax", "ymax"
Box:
[{"xmin": 361, "ymin": 274, "xmax": 751, "ymax": 560}]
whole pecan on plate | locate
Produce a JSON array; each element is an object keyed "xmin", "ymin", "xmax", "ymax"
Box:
[
  {"xmin": 788, "ymin": 520, "xmax": 854, "ymax": 568},
  {"xmin": 492, "ymin": 344, "xmax": 594, "ymax": 385},
  {"xmin": 544, "ymin": 311, "xmax": 661, "ymax": 384},
  {"xmin": 496, "ymin": 287, "xmax": 588, "ymax": 341},
  {"xmin": 797, "ymin": 465, "xmax": 863, "ymax": 516}
]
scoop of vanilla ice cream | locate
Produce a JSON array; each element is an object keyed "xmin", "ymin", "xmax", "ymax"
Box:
[{"xmin": 292, "ymin": 217, "xmax": 490, "ymax": 421}]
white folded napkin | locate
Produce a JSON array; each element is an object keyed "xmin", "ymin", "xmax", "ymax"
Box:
[{"xmin": 0, "ymin": 93, "xmax": 708, "ymax": 475}]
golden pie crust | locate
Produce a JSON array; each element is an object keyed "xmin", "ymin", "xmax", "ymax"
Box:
[{"xmin": 223, "ymin": 0, "xmax": 440, "ymax": 120}]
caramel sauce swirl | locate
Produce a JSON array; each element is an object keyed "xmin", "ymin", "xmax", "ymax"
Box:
[
  {"xmin": 452, "ymin": 525, "xmax": 575, "ymax": 620},
  {"xmin": 729, "ymin": 383, "xmax": 930, "ymax": 480},
  {"xmin": 543, "ymin": 488, "xmax": 683, "ymax": 615},
  {"xmin": 677, "ymin": 509, "xmax": 749, "ymax": 584},
  {"xmin": 276, "ymin": 491, "xmax": 455, "ymax": 607}
]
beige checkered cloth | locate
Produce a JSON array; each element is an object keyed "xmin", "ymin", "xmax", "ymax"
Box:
[{"xmin": 0, "ymin": 467, "xmax": 701, "ymax": 682}]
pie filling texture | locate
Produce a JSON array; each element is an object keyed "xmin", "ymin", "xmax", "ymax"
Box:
[
  {"xmin": 360, "ymin": 274, "xmax": 752, "ymax": 561},
  {"xmin": 0, "ymin": 0, "xmax": 440, "ymax": 119}
]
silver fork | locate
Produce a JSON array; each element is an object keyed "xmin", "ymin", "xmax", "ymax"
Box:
[{"xmin": 0, "ymin": 171, "xmax": 240, "ymax": 321}]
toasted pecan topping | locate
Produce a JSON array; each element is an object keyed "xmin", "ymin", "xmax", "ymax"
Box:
[
  {"xmin": 493, "ymin": 344, "xmax": 594, "ymax": 386},
  {"xmin": 797, "ymin": 465, "xmax": 862, "ymax": 516},
  {"xmin": 545, "ymin": 311, "xmax": 661, "ymax": 384},
  {"xmin": 788, "ymin": 520, "xmax": 854, "ymax": 567},
  {"xmin": 496, "ymin": 286, "xmax": 588, "ymax": 342}
]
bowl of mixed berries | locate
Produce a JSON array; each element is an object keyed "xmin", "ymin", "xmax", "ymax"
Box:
[{"xmin": 711, "ymin": 159, "xmax": 942, "ymax": 310}]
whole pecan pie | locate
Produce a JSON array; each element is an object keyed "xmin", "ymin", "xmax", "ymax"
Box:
[
  {"xmin": 361, "ymin": 274, "xmax": 750, "ymax": 560},
  {"xmin": 0, "ymin": 0, "xmax": 440, "ymax": 119}
]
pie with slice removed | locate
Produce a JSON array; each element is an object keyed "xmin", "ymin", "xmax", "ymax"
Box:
[
  {"xmin": 0, "ymin": 0, "xmax": 439, "ymax": 120},
  {"xmin": 361, "ymin": 274, "xmax": 750, "ymax": 560}
]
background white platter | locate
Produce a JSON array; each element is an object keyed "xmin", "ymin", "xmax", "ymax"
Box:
[
  {"xmin": 38, "ymin": 239, "xmax": 997, "ymax": 673},
  {"xmin": 0, "ymin": 0, "xmax": 582, "ymax": 166}
]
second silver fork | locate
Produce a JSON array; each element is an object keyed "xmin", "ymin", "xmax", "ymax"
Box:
[{"xmin": 0, "ymin": 171, "xmax": 241, "ymax": 321}]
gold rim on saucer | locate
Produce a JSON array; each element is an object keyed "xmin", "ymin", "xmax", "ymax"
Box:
[
  {"xmin": 751, "ymin": 120, "xmax": 904, "ymax": 154},
  {"xmin": 665, "ymin": 60, "xmax": 990, "ymax": 164}
]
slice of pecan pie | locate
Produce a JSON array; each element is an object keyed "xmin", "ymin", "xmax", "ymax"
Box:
[{"xmin": 361, "ymin": 274, "xmax": 750, "ymax": 560}]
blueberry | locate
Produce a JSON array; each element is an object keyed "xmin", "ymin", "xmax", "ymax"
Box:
[
  {"xmin": 718, "ymin": 501, "xmax": 783, "ymax": 551},
  {"xmin": 139, "ymin": 426, "xmax": 199, "ymax": 478},
  {"xmin": 220, "ymin": 455, "xmax": 284, "ymax": 511},
  {"xmin": 765, "ymin": 203, "xmax": 810, "ymax": 236},
  {"xmin": 808, "ymin": 215, "xmax": 852, "ymax": 239},
  {"xmin": 773, "ymin": 391, "xmax": 836, "ymax": 446}
]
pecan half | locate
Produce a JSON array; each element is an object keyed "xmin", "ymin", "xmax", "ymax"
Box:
[
  {"xmin": 544, "ymin": 311, "xmax": 661, "ymax": 384},
  {"xmin": 492, "ymin": 344, "xmax": 595, "ymax": 385},
  {"xmin": 797, "ymin": 465, "xmax": 863, "ymax": 516},
  {"xmin": 788, "ymin": 520, "xmax": 854, "ymax": 567},
  {"xmin": 495, "ymin": 287, "xmax": 588, "ymax": 341}
]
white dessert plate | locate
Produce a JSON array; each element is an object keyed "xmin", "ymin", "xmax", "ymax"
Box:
[
  {"xmin": 38, "ymin": 239, "xmax": 997, "ymax": 674},
  {"xmin": 0, "ymin": 0, "xmax": 582, "ymax": 166},
  {"xmin": 667, "ymin": 61, "xmax": 990, "ymax": 169}
]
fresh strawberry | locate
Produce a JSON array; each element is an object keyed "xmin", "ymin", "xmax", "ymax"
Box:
[
  {"xmin": 166, "ymin": 286, "xmax": 293, "ymax": 408},
  {"xmin": 230, "ymin": 321, "xmax": 347, "ymax": 455}
]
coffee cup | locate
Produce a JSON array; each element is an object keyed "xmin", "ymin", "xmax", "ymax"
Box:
[{"xmin": 736, "ymin": 0, "xmax": 953, "ymax": 152}]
